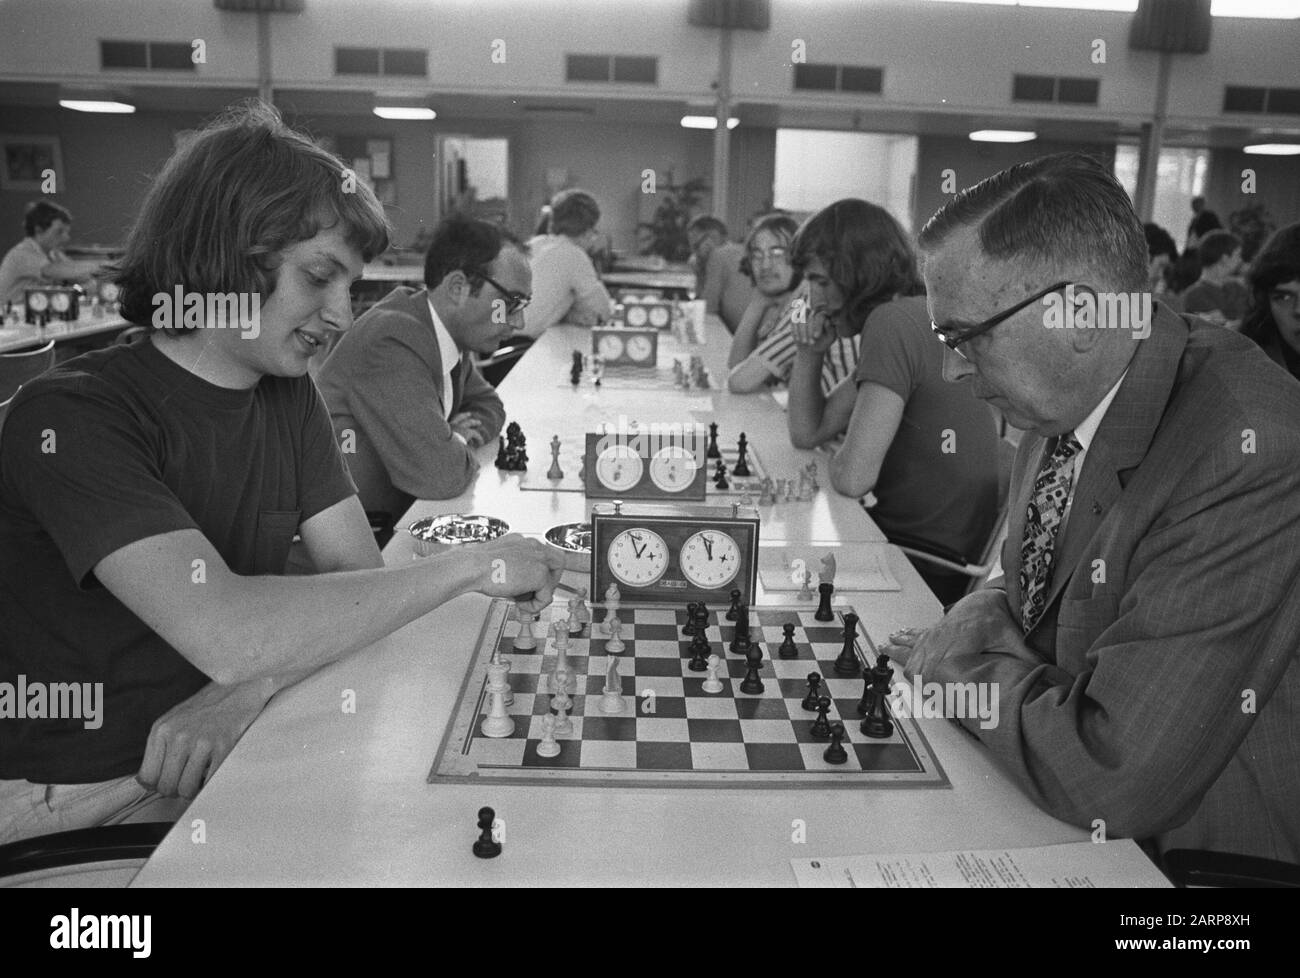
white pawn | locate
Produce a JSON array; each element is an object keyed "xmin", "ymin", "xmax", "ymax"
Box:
[
  {"xmin": 604, "ymin": 583, "xmax": 621, "ymax": 623},
  {"xmin": 480, "ymin": 663, "xmax": 515, "ymax": 738},
  {"xmin": 605, "ymin": 616, "xmax": 626, "ymax": 654},
  {"xmin": 573, "ymin": 587, "xmax": 591, "ymax": 628},
  {"xmin": 552, "ymin": 621, "xmax": 576, "ymax": 693},
  {"xmin": 536, "ymin": 713, "xmax": 561, "ymax": 758},
  {"xmin": 513, "ymin": 606, "xmax": 537, "ymax": 651},
  {"xmin": 552, "ymin": 682, "xmax": 574, "ymax": 736},
  {"xmin": 567, "ymin": 597, "xmax": 584, "ymax": 635},
  {"xmin": 491, "ymin": 649, "xmax": 515, "ymax": 706},
  {"xmin": 601, "ymin": 657, "xmax": 624, "ymax": 714},
  {"xmin": 702, "ymin": 654, "xmax": 724, "ymax": 694}
]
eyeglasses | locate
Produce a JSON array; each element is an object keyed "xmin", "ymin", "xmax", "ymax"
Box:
[
  {"xmin": 1269, "ymin": 289, "xmax": 1300, "ymax": 311},
  {"xmin": 473, "ymin": 270, "xmax": 531, "ymax": 316},
  {"xmin": 931, "ymin": 280, "xmax": 1073, "ymax": 360},
  {"xmin": 747, "ymin": 247, "xmax": 789, "ymax": 265}
]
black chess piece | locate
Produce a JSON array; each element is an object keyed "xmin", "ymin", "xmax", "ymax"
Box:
[
  {"xmin": 682, "ymin": 601, "xmax": 698, "ymax": 636},
  {"xmin": 494, "ymin": 435, "xmax": 508, "ymax": 469},
  {"xmin": 833, "ymin": 612, "xmax": 861, "ymax": 676},
  {"xmin": 728, "ymin": 605, "xmax": 751, "ymax": 654},
  {"xmin": 688, "ymin": 628, "xmax": 710, "ymax": 671},
  {"xmin": 732, "ymin": 433, "xmax": 751, "ymax": 477},
  {"xmin": 811, "ymin": 695, "xmax": 832, "ymax": 739},
  {"xmin": 801, "ymin": 672, "xmax": 823, "ymax": 711},
  {"xmin": 823, "ymin": 722, "xmax": 849, "ymax": 764},
  {"xmin": 815, "ymin": 582, "xmax": 835, "ymax": 621},
  {"xmin": 739, "ymin": 643, "xmax": 764, "ymax": 694},
  {"xmin": 473, "ymin": 806, "xmax": 501, "ymax": 858},
  {"xmin": 778, "ymin": 622, "xmax": 799, "ymax": 659},
  {"xmin": 860, "ymin": 654, "xmax": 895, "ymax": 739},
  {"xmin": 707, "ymin": 422, "xmax": 721, "ymax": 459},
  {"xmin": 725, "ymin": 589, "xmax": 742, "ymax": 621},
  {"xmin": 714, "ymin": 469, "xmax": 729, "ymax": 490},
  {"xmin": 694, "ymin": 604, "xmax": 710, "ymax": 638}
]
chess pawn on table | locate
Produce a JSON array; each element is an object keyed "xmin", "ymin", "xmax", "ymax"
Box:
[
  {"xmin": 513, "ymin": 606, "xmax": 538, "ymax": 650},
  {"xmin": 603, "ymin": 583, "xmax": 621, "ymax": 623},
  {"xmin": 480, "ymin": 662, "xmax": 515, "ymax": 739},
  {"xmin": 566, "ymin": 596, "xmax": 585, "ymax": 636},
  {"xmin": 551, "ymin": 677, "xmax": 574, "ymax": 736},
  {"xmin": 605, "ymin": 615, "xmax": 626, "ymax": 654},
  {"xmin": 536, "ymin": 713, "xmax": 561, "ymax": 758},
  {"xmin": 490, "ymin": 648, "xmax": 514, "ymax": 706},
  {"xmin": 600, "ymin": 657, "xmax": 624, "ymax": 714},
  {"xmin": 702, "ymin": 654, "xmax": 724, "ymax": 694},
  {"xmin": 573, "ymin": 587, "xmax": 591, "ymax": 629},
  {"xmin": 547, "ymin": 435, "xmax": 564, "ymax": 480},
  {"xmin": 550, "ymin": 620, "xmax": 577, "ymax": 694}
]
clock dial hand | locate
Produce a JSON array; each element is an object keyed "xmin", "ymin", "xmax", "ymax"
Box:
[
  {"xmin": 630, "ymin": 533, "xmax": 646, "ymax": 559},
  {"xmin": 702, "ymin": 533, "xmax": 714, "ymax": 560}
]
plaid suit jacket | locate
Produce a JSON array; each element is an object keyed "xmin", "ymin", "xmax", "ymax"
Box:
[{"xmin": 947, "ymin": 304, "xmax": 1300, "ymax": 863}]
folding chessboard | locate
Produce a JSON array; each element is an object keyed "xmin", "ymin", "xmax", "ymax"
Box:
[
  {"xmin": 556, "ymin": 364, "xmax": 712, "ymax": 392},
  {"xmin": 517, "ymin": 442, "xmax": 767, "ymax": 497},
  {"xmin": 429, "ymin": 600, "xmax": 949, "ymax": 789}
]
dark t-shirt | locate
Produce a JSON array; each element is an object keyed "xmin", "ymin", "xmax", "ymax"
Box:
[
  {"xmin": 853, "ymin": 296, "xmax": 1000, "ymax": 561},
  {"xmin": 0, "ymin": 339, "xmax": 355, "ymax": 783},
  {"xmin": 1180, "ymin": 279, "xmax": 1250, "ymax": 323}
]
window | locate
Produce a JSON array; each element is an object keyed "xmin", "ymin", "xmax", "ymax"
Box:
[
  {"xmin": 335, "ymin": 47, "xmax": 427, "ymax": 77},
  {"xmin": 566, "ymin": 54, "xmax": 657, "ymax": 85},
  {"xmin": 100, "ymin": 40, "xmax": 196, "ymax": 71},
  {"xmin": 793, "ymin": 63, "xmax": 883, "ymax": 95}
]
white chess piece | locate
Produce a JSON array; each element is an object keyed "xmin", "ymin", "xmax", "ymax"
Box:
[
  {"xmin": 604, "ymin": 583, "xmax": 621, "ymax": 623},
  {"xmin": 513, "ymin": 607, "xmax": 537, "ymax": 651},
  {"xmin": 605, "ymin": 616, "xmax": 625, "ymax": 654},
  {"xmin": 574, "ymin": 587, "xmax": 591, "ymax": 627},
  {"xmin": 567, "ymin": 597, "xmax": 584, "ymax": 635},
  {"xmin": 601, "ymin": 656, "xmax": 624, "ymax": 714},
  {"xmin": 492, "ymin": 649, "xmax": 515, "ymax": 706},
  {"xmin": 702, "ymin": 654, "xmax": 724, "ymax": 694},
  {"xmin": 552, "ymin": 683, "xmax": 574, "ymax": 736},
  {"xmin": 480, "ymin": 663, "xmax": 515, "ymax": 738},
  {"xmin": 536, "ymin": 713, "xmax": 561, "ymax": 758},
  {"xmin": 552, "ymin": 622, "xmax": 576, "ymax": 693}
]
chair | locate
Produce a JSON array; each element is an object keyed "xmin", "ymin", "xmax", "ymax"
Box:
[
  {"xmin": 113, "ymin": 325, "xmax": 149, "ymax": 346},
  {"xmin": 893, "ymin": 435, "xmax": 1018, "ymax": 594},
  {"xmin": 1162, "ymin": 849, "xmax": 1300, "ymax": 888},
  {"xmin": 0, "ymin": 339, "xmax": 56, "ymax": 403},
  {"xmin": 0, "ymin": 386, "xmax": 18, "ymax": 435},
  {"xmin": 0, "ymin": 822, "xmax": 172, "ymax": 888},
  {"xmin": 477, "ymin": 340, "xmax": 532, "ymax": 388}
]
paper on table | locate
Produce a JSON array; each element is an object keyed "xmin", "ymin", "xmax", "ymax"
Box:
[
  {"xmin": 769, "ymin": 389, "xmax": 789, "ymax": 411},
  {"xmin": 792, "ymin": 840, "xmax": 1171, "ymax": 888},
  {"xmin": 758, "ymin": 545, "xmax": 899, "ymax": 592}
]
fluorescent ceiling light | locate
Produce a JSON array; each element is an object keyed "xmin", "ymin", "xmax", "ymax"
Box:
[
  {"xmin": 1244, "ymin": 143, "xmax": 1300, "ymax": 155},
  {"xmin": 681, "ymin": 115, "xmax": 739, "ymax": 130},
  {"xmin": 920, "ymin": 0, "xmax": 1296, "ymax": 13},
  {"xmin": 373, "ymin": 106, "xmax": 435, "ymax": 120},
  {"xmin": 59, "ymin": 99, "xmax": 135, "ymax": 113},
  {"xmin": 1211, "ymin": 0, "xmax": 1299, "ymax": 17},
  {"xmin": 969, "ymin": 129, "xmax": 1037, "ymax": 142}
]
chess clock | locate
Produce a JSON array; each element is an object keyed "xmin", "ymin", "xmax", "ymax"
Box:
[
  {"xmin": 583, "ymin": 426, "xmax": 707, "ymax": 501},
  {"xmin": 591, "ymin": 326, "xmax": 658, "ymax": 367},
  {"xmin": 24, "ymin": 286, "xmax": 81, "ymax": 324},
  {"xmin": 618, "ymin": 299, "xmax": 674, "ymax": 330},
  {"xmin": 590, "ymin": 502, "xmax": 760, "ymax": 607}
]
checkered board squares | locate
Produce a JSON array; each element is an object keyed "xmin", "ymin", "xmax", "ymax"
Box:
[
  {"xmin": 557, "ymin": 364, "xmax": 707, "ymax": 392},
  {"xmin": 429, "ymin": 601, "xmax": 949, "ymax": 789},
  {"xmin": 518, "ymin": 444, "xmax": 766, "ymax": 497}
]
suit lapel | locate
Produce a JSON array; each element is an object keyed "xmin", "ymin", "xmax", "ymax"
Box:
[{"xmin": 450, "ymin": 356, "xmax": 467, "ymax": 416}]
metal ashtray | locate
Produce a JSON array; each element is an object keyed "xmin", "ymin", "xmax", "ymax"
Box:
[
  {"xmin": 544, "ymin": 521, "xmax": 592, "ymax": 571},
  {"xmin": 406, "ymin": 514, "xmax": 510, "ymax": 557}
]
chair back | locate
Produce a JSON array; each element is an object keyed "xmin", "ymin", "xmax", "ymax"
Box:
[{"xmin": 0, "ymin": 339, "xmax": 56, "ymax": 403}]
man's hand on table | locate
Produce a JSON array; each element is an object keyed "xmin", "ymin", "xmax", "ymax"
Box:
[
  {"xmin": 137, "ymin": 679, "xmax": 275, "ymax": 799},
  {"xmin": 450, "ymin": 412, "xmax": 487, "ymax": 449},
  {"xmin": 471, "ymin": 533, "xmax": 567, "ymax": 616},
  {"xmin": 890, "ymin": 588, "xmax": 1037, "ymax": 680}
]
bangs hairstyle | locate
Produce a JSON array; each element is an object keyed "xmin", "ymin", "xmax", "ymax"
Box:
[
  {"xmin": 790, "ymin": 199, "xmax": 922, "ymax": 327},
  {"xmin": 114, "ymin": 100, "xmax": 390, "ymax": 330},
  {"xmin": 1242, "ymin": 223, "xmax": 1300, "ymax": 345},
  {"xmin": 917, "ymin": 152, "xmax": 1148, "ymax": 293},
  {"xmin": 739, "ymin": 213, "xmax": 799, "ymax": 283}
]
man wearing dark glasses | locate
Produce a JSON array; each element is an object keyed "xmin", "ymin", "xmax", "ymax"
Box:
[
  {"xmin": 901, "ymin": 152, "xmax": 1300, "ymax": 866},
  {"xmin": 317, "ymin": 216, "xmax": 528, "ymax": 537}
]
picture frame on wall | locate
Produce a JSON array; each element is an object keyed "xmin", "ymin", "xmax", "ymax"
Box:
[{"xmin": 1, "ymin": 135, "xmax": 63, "ymax": 192}]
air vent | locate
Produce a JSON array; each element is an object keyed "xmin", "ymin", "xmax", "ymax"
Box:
[
  {"xmin": 793, "ymin": 63, "xmax": 883, "ymax": 95},
  {"xmin": 1013, "ymin": 74, "xmax": 1099, "ymax": 106},
  {"xmin": 334, "ymin": 47, "xmax": 428, "ymax": 77},
  {"xmin": 565, "ymin": 54, "xmax": 658, "ymax": 85},
  {"xmin": 100, "ymin": 40, "xmax": 197, "ymax": 71},
  {"xmin": 1225, "ymin": 85, "xmax": 1300, "ymax": 116}
]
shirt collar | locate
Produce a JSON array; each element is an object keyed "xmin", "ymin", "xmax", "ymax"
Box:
[
  {"xmin": 426, "ymin": 295, "xmax": 462, "ymax": 373},
  {"xmin": 1073, "ymin": 367, "xmax": 1128, "ymax": 452}
]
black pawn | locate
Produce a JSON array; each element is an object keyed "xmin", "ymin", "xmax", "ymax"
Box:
[
  {"xmin": 732, "ymin": 434, "xmax": 751, "ymax": 477},
  {"xmin": 801, "ymin": 672, "xmax": 823, "ymax": 711},
  {"xmin": 682, "ymin": 602, "xmax": 698, "ymax": 636},
  {"xmin": 725, "ymin": 589, "xmax": 742, "ymax": 621},
  {"xmin": 688, "ymin": 629, "xmax": 710, "ymax": 671},
  {"xmin": 728, "ymin": 605, "xmax": 751, "ymax": 654},
  {"xmin": 740, "ymin": 643, "xmax": 765, "ymax": 694},
  {"xmin": 833, "ymin": 612, "xmax": 861, "ymax": 676},
  {"xmin": 473, "ymin": 806, "xmax": 501, "ymax": 859},
  {"xmin": 810, "ymin": 695, "xmax": 832, "ymax": 739},
  {"xmin": 814, "ymin": 582, "xmax": 835, "ymax": 621},
  {"xmin": 777, "ymin": 622, "xmax": 798, "ymax": 659},
  {"xmin": 823, "ymin": 722, "xmax": 849, "ymax": 764},
  {"xmin": 694, "ymin": 604, "xmax": 710, "ymax": 637},
  {"xmin": 707, "ymin": 422, "xmax": 721, "ymax": 459},
  {"xmin": 495, "ymin": 436, "xmax": 508, "ymax": 469}
]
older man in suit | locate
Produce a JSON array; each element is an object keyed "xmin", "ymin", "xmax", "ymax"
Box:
[
  {"xmin": 318, "ymin": 217, "xmax": 526, "ymax": 536},
  {"xmin": 902, "ymin": 153, "xmax": 1300, "ymax": 866}
]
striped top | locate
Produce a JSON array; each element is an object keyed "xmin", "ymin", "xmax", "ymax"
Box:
[{"xmin": 751, "ymin": 285, "xmax": 861, "ymax": 395}]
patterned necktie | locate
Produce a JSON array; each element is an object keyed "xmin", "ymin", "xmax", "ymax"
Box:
[{"xmin": 1020, "ymin": 432, "xmax": 1083, "ymax": 633}]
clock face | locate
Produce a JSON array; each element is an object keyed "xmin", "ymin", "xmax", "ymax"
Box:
[
  {"xmin": 647, "ymin": 305, "xmax": 670, "ymax": 328},
  {"xmin": 648, "ymin": 445, "xmax": 697, "ymax": 493},
  {"xmin": 50, "ymin": 292, "xmax": 70, "ymax": 313},
  {"xmin": 626, "ymin": 334, "xmax": 654, "ymax": 362},
  {"xmin": 594, "ymin": 444, "xmax": 644, "ymax": 492},
  {"xmin": 679, "ymin": 530, "xmax": 742, "ymax": 589},
  {"xmin": 26, "ymin": 291, "xmax": 49, "ymax": 312},
  {"xmin": 625, "ymin": 305, "xmax": 649, "ymax": 328},
  {"xmin": 596, "ymin": 333, "xmax": 624, "ymax": 360},
  {"xmin": 608, "ymin": 528, "xmax": 669, "ymax": 587}
]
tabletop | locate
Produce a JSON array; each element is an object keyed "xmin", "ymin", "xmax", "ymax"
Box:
[
  {"xmin": 0, "ymin": 312, "xmax": 130, "ymax": 354},
  {"xmin": 131, "ymin": 317, "xmax": 1093, "ymax": 887}
]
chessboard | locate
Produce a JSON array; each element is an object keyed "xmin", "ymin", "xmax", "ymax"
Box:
[
  {"xmin": 557, "ymin": 363, "xmax": 713, "ymax": 392},
  {"xmin": 517, "ymin": 441, "xmax": 767, "ymax": 497},
  {"xmin": 429, "ymin": 599, "xmax": 949, "ymax": 789}
]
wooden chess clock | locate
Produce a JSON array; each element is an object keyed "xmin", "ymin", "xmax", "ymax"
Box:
[
  {"xmin": 619, "ymin": 300, "xmax": 673, "ymax": 330},
  {"xmin": 583, "ymin": 426, "xmax": 707, "ymax": 501},
  {"xmin": 592, "ymin": 325, "xmax": 658, "ymax": 367},
  {"xmin": 24, "ymin": 286, "xmax": 81, "ymax": 325},
  {"xmin": 590, "ymin": 502, "xmax": 760, "ymax": 606}
]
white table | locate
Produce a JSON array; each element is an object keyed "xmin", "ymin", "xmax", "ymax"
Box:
[
  {"xmin": 132, "ymin": 319, "xmax": 1091, "ymax": 886},
  {"xmin": 0, "ymin": 314, "xmax": 130, "ymax": 354}
]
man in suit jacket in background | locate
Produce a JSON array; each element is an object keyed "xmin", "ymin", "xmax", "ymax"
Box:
[
  {"xmin": 902, "ymin": 153, "xmax": 1300, "ymax": 866},
  {"xmin": 318, "ymin": 217, "xmax": 525, "ymax": 534}
]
